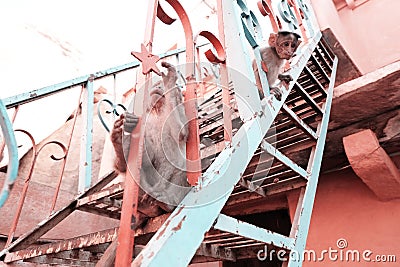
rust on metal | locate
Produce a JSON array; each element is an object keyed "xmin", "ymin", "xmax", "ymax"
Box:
[
  {"xmin": 171, "ymin": 215, "xmax": 186, "ymax": 231},
  {"xmin": 77, "ymin": 183, "xmax": 124, "ymax": 207},
  {"xmin": 156, "ymin": 217, "xmax": 171, "ymax": 240},
  {"xmin": 147, "ymin": 251, "xmax": 155, "ymax": 258},
  {"xmin": 135, "ymin": 213, "xmax": 170, "ymax": 236}
]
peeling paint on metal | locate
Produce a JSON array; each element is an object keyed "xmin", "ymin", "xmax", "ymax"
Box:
[{"xmin": 172, "ymin": 215, "xmax": 187, "ymax": 231}]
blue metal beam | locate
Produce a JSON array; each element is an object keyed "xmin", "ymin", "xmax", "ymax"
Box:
[
  {"xmin": 293, "ymin": 83, "xmax": 324, "ymax": 116},
  {"xmin": 261, "ymin": 140, "xmax": 308, "ymax": 179},
  {"xmin": 281, "ymin": 104, "xmax": 318, "ymax": 140},
  {"xmin": 132, "ymin": 102, "xmax": 273, "ymax": 267}
]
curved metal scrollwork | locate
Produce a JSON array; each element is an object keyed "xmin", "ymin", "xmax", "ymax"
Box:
[
  {"xmin": 196, "ymin": 31, "xmax": 226, "ymax": 64},
  {"xmin": 277, "ymin": 0, "xmax": 299, "ymax": 32},
  {"xmin": 237, "ymin": 0, "xmax": 263, "ymax": 48},
  {"xmin": 97, "ymin": 99, "xmax": 127, "ymax": 133},
  {"xmin": 295, "ymin": 0, "xmax": 314, "ymax": 37},
  {"xmin": 258, "ymin": 0, "xmax": 280, "ymax": 33},
  {"xmin": 5, "ymin": 129, "xmax": 68, "ymax": 246}
]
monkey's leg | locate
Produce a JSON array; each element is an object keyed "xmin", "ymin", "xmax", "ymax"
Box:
[{"xmin": 270, "ymin": 87, "xmax": 282, "ymax": 101}]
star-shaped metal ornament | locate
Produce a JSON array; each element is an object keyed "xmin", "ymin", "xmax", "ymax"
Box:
[{"xmin": 131, "ymin": 43, "xmax": 161, "ymax": 76}]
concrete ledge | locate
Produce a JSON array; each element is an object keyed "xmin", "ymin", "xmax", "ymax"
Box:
[{"xmin": 343, "ymin": 129, "xmax": 400, "ymax": 200}]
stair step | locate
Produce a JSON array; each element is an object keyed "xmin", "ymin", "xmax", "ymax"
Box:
[
  {"xmin": 77, "ymin": 183, "xmax": 124, "ymax": 219},
  {"xmin": 213, "ymin": 214, "xmax": 295, "ymax": 250},
  {"xmin": 0, "ymin": 171, "xmax": 118, "ymax": 256},
  {"xmin": 304, "ymin": 65, "xmax": 328, "ymax": 96},
  {"xmin": 196, "ymin": 243, "xmax": 236, "ymax": 262},
  {"xmin": 4, "ymin": 228, "xmax": 118, "ymax": 263}
]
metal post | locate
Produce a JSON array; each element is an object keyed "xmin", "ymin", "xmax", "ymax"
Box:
[
  {"xmin": 217, "ymin": 0, "xmax": 232, "ymax": 143},
  {"xmin": 222, "ymin": 0, "xmax": 262, "ymax": 121},
  {"xmin": 115, "ymin": 0, "xmax": 159, "ymax": 265},
  {"xmin": 78, "ymin": 75, "xmax": 94, "ymax": 193},
  {"xmin": 115, "ymin": 119, "xmax": 142, "ymax": 266}
]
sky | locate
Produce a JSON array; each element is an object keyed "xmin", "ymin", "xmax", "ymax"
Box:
[
  {"xmin": 0, "ymin": 0, "xmax": 218, "ymax": 164},
  {"xmin": 1, "ymin": 0, "xmax": 149, "ymax": 94},
  {"xmin": 0, "ymin": 0, "xmax": 270, "ymax": 95},
  {"xmin": 0, "ymin": 0, "xmax": 278, "ymax": 165}
]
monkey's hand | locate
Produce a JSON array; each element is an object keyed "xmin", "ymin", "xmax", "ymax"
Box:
[
  {"xmin": 110, "ymin": 112, "xmax": 139, "ymax": 173},
  {"xmin": 278, "ymin": 74, "xmax": 293, "ymax": 85},
  {"xmin": 110, "ymin": 112, "xmax": 139, "ymax": 146},
  {"xmin": 161, "ymin": 61, "xmax": 178, "ymax": 88},
  {"xmin": 110, "ymin": 113, "xmax": 125, "ymax": 149},
  {"xmin": 270, "ymin": 87, "xmax": 282, "ymax": 101},
  {"xmin": 123, "ymin": 112, "xmax": 139, "ymax": 134}
]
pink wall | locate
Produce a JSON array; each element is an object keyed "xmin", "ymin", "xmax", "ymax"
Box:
[
  {"xmin": 288, "ymin": 167, "xmax": 400, "ymax": 266},
  {"xmin": 310, "ymin": 0, "xmax": 400, "ymax": 74}
]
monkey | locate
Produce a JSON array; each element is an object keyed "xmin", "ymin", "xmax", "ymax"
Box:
[
  {"xmin": 253, "ymin": 31, "xmax": 301, "ymax": 101},
  {"xmin": 110, "ymin": 61, "xmax": 190, "ymax": 213}
]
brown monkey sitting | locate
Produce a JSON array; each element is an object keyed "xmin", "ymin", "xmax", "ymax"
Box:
[
  {"xmin": 253, "ymin": 31, "xmax": 301, "ymax": 101},
  {"xmin": 111, "ymin": 62, "xmax": 190, "ymax": 213}
]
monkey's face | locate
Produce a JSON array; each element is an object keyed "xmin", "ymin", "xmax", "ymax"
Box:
[
  {"xmin": 275, "ymin": 34, "xmax": 300, "ymax": 60},
  {"xmin": 149, "ymin": 82, "xmax": 166, "ymax": 113}
]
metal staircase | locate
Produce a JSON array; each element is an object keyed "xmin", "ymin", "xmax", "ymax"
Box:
[
  {"xmin": 130, "ymin": 33, "xmax": 337, "ymax": 267},
  {"xmin": 0, "ymin": 0, "xmax": 337, "ymax": 266}
]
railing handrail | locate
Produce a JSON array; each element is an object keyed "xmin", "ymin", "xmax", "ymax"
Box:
[{"xmin": 2, "ymin": 45, "xmax": 208, "ymax": 109}]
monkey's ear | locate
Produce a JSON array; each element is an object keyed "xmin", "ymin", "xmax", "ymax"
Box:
[
  {"xmin": 295, "ymin": 39, "xmax": 302, "ymax": 50},
  {"xmin": 268, "ymin": 33, "xmax": 278, "ymax": 47}
]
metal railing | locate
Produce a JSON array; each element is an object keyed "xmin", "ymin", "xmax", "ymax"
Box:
[
  {"xmin": 0, "ymin": 44, "xmax": 206, "ymax": 247},
  {"xmin": 0, "ymin": 2, "xmax": 321, "ymax": 263}
]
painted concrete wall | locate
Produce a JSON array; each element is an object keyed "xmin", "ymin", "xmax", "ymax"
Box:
[
  {"xmin": 310, "ymin": 0, "xmax": 400, "ymax": 74},
  {"xmin": 288, "ymin": 162, "xmax": 400, "ymax": 266}
]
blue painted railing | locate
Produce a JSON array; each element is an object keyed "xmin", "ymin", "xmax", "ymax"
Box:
[{"xmin": 0, "ymin": 100, "xmax": 19, "ymax": 208}]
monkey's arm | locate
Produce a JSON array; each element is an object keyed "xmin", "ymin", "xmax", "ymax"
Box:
[{"xmin": 110, "ymin": 112, "xmax": 139, "ymax": 172}]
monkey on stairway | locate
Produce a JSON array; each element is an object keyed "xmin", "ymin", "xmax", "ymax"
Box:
[{"xmin": 253, "ymin": 31, "xmax": 301, "ymax": 101}]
